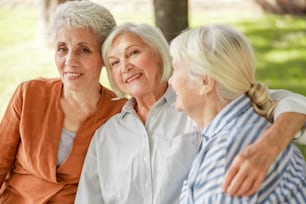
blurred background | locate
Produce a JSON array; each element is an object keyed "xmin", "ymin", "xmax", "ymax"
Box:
[{"xmin": 0, "ymin": 0, "xmax": 305, "ymax": 155}]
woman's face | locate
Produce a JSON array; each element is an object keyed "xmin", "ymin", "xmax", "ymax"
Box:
[
  {"xmin": 169, "ymin": 59, "xmax": 203, "ymax": 114},
  {"xmin": 55, "ymin": 28, "xmax": 103, "ymax": 92},
  {"xmin": 107, "ymin": 33, "xmax": 164, "ymax": 98}
]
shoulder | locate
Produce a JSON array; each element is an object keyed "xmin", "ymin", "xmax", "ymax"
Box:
[
  {"xmin": 16, "ymin": 78, "xmax": 62, "ymax": 101},
  {"xmin": 222, "ymin": 113, "xmax": 270, "ymax": 160},
  {"xmin": 96, "ymin": 111, "xmax": 122, "ymax": 131},
  {"xmin": 92, "ymin": 86, "xmax": 126, "ymax": 125},
  {"xmin": 100, "ymin": 85, "xmax": 127, "ymax": 108},
  {"xmin": 12, "ymin": 78, "xmax": 61, "ymax": 98},
  {"xmin": 204, "ymin": 109, "xmax": 270, "ymax": 161},
  {"xmin": 90, "ymin": 113, "xmax": 122, "ymax": 146},
  {"xmin": 101, "ymin": 85, "xmax": 118, "ymax": 98},
  {"xmin": 101, "ymin": 86, "xmax": 126, "ymax": 101},
  {"xmin": 19, "ymin": 77, "xmax": 61, "ymax": 91}
]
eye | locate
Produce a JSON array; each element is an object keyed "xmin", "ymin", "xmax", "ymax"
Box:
[
  {"xmin": 80, "ymin": 47, "xmax": 91, "ymax": 53},
  {"xmin": 129, "ymin": 49, "xmax": 139, "ymax": 56},
  {"xmin": 109, "ymin": 60, "xmax": 119, "ymax": 69},
  {"xmin": 57, "ymin": 46, "xmax": 66, "ymax": 52}
]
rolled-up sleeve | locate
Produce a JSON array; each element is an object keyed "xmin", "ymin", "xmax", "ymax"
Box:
[{"xmin": 269, "ymin": 89, "xmax": 306, "ymax": 143}]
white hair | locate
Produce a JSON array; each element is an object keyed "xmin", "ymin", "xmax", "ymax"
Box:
[
  {"xmin": 170, "ymin": 24, "xmax": 276, "ymax": 121},
  {"xmin": 102, "ymin": 23, "xmax": 172, "ymax": 98},
  {"xmin": 50, "ymin": 1, "xmax": 116, "ymax": 44}
]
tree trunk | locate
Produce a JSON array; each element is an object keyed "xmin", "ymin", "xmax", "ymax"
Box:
[
  {"xmin": 153, "ymin": 0, "xmax": 189, "ymax": 42},
  {"xmin": 37, "ymin": 0, "xmax": 76, "ymax": 47}
]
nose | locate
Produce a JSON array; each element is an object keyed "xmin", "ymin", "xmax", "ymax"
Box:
[
  {"xmin": 65, "ymin": 51, "xmax": 78, "ymax": 66},
  {"xmin": 121, "ymin": 58, "xmax": 132, "ymax": 73}
]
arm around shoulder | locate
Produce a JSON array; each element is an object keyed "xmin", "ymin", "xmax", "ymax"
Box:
[{"xmin": 222, "ymin": 90, "xmax": 306, "ymax": 196}]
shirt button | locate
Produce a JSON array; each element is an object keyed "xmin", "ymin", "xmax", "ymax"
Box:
[
  {"xmin": 145, "ymin": 182, "xmax": 150, "ymax": 188},
  {"xmin": 144, "ymin": 157, "xmax": 148, "ymax": 161}
]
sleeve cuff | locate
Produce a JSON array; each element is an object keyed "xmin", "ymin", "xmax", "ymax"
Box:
[
  {"xmin": 273, "ymin": 97, "xmax": 306, "ymax": 120},
  {"xmin": 293, "ymin": 127, "xmax": 306, "ymax": 145}
]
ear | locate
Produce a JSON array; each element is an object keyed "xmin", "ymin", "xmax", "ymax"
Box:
[{"xmin": 199, "ymin": 75, "xmax": 215, "ymax": 95}]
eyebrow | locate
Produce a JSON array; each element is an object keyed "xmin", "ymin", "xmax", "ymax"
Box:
[
  {"xmin": 56, "ymin": 41, "xmax": 90, "ymax": 46},
  {"xmin": 107, "ymin": 45, "xmax": 134, "ymax": 58},
  {"xmin": 108, "ymin": 56, "xmax": 117, "ymax": 60},
  {"xmin": 77, "ymin": 42, "xmax": 90, "ymax": 46}
]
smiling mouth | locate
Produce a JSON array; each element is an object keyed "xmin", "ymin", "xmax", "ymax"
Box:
[
  {"xmin": 125, "ymin": 73, "xmax": 142, "ymax": 84},
  {"xmin": 65, "ymin": 72, "xmax": 82, "ymax": 79}
]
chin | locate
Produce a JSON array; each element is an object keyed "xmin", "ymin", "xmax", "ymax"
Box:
[{"xmin": 64, "ymin": 84, "xmax": 81, "ymax": 92}]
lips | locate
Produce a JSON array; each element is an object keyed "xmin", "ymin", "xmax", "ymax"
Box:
[
  {"xmin": 65, "ymin": 72, "xmax": 82, "ymax": 79},
  {"xmin": 125, "ymin": 73, "xmax": 142, "ymax": 84}
]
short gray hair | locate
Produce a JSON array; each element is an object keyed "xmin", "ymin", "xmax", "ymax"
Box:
[
  {"xmin": 50, "ymin": 1, "xmax": 116, "ymax": 44},
  {"xmin": 102, "ymin": 23, "xmax": 172, "ymax": 98}
]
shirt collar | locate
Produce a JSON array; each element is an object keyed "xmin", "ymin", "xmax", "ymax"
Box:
[{"xmin": 201, "ymin": 94, "xmax": 252, "ymax": 141}]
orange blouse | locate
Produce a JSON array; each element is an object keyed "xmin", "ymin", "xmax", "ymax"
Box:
[{"xmin": 0, "ymin": 78, "xmax": 126, "ymax": 203}]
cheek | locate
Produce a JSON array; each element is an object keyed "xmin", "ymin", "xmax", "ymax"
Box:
[
  {"xmin": 55, "ymin": 55, "xmax": 64, "ymax": 71},
  {"xmin": 93, "ymin": 62, "xmax": 103, "ymax": 74},
  {"xmin": 92, "ymin": 68, "xmax": 102, "ymax": 80},
  {"xmin": 140, "ymin": 55, "xmax": 160, "ymax": 75},
  {"xmin": 87, "ymin": 55, "xmax": 103, "ymax": 70},
  {"xmin": 172, "ymin": 75, "xmax": 185, "ymax": 90},
  {"xmin": 95, "ymin": 60, "xmax": 103, "ymax": 69},
  {"xmin": 111, "ymin": 70, "xmax": 124, "ymax": 85}
]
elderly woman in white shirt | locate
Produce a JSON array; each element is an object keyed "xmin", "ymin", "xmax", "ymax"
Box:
[
  {"xmin": 168, "ymin": 23, "xmax": 306, "ymax": 203},
  {"xmin": 75, "ymin": 23, "xmax": 306, "ymax": 204}
]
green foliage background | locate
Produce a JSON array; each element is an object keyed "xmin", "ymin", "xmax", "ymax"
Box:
[{"xmin": 0, "ymin": 6, "xmax": 305, "ymax": 157}]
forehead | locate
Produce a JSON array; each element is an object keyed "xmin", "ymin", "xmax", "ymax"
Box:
[
  {"xmin": 56, "ymin": 28, "xmax": 101, "ymax": 45},
  {"xmin": 111, "ymin": 32, "xmax": 148, "ymax": 50}
]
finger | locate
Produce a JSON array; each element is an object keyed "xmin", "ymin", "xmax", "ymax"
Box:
[
  {"xmin": 234, "ymin": 176, "xmax": 255, "ymax": 196},
  {"xmin": 222, "ymin": 163, "xmax": 239, "ymax": 192},
  {"xmin": 226, "ymin": 170, "xmax": 248, "ymax": 195},
  {"xmin": 242, "ymin": 173, "xmax": 265, "ymax": 196}
]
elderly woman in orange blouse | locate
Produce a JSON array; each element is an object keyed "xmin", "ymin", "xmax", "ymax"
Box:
[{"xmin": 0, "ymin": 1, "xmax": 125, "ymax": 203}]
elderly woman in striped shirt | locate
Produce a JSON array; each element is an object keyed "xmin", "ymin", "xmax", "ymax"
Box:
[{"xmin": 169, "ymin": 24, "xmax": 306, "ymax": 203}]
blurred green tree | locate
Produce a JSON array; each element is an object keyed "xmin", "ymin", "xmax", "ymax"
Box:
[
  {"xmin": 255, "ymin": 0, "xmax": 306, "ymax": 15},
  {"xmin": 37, "ymin": 0, "xmax": 76, "ymax": 46}
]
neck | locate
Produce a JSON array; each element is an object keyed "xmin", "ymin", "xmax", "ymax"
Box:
[
  {"xmin": 62, "ymin": 85, "xmax": 102, "ymax": 109},
  {"xmin": 135, "ymin": 83, "xmax": 168, "ymax": 123},
  {"xmin": 193, "ymin": 92, "xmax": 228, "ymax": 130}
]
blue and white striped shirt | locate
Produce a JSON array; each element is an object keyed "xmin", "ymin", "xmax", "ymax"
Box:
[{"xmin": 180, "ymin": 94, "xmax": 306, "ymax": 204}]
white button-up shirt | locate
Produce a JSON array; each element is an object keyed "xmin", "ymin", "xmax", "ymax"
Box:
[{"xmin": 75, "ymin": 87, "xmax": 202, "ymax": 204}]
